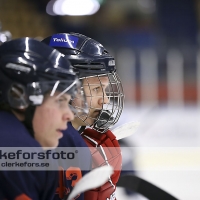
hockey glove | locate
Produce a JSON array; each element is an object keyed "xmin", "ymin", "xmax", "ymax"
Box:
[{"xmin": 82, "ymin": 128, "xmax": 122, "ymax": 200}]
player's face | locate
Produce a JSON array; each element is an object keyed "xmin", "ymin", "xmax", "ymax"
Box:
[
  {"xmin": 33, "ymin": 92, "xmax": 74, "ymax": 149},
  {"xmin": 73, "ymin": 76, "xmax": 109, "ymax": 127}
]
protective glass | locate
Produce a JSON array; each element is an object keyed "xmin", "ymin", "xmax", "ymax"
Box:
[{"xmin": 26, "ymin": 79, "xmax": 88, "ymax": 114}]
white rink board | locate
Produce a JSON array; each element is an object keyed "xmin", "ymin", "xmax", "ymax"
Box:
[{"xmin": 113, "ymin": 104, "xmax": 200, "ymax": 200}]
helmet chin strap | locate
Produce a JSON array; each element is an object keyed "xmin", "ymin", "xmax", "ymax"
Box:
[
  {"xmin": 78, "ymin": 110, "xmax": 114, "ymax": 134},
  {"xmin": 23, "ymin": 106, "xmax": 36, "ymax": 137},
  {"xmin": 93, "ymin": 110, "xmax": 114, "ymax": 133},
  {"xmin": 78, "ymin": 126, "xmax": 86, "ymax": 134}
]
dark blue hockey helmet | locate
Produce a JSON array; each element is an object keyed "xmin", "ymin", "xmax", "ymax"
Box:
[
  {"xmin": 0, "ymin": 37, "xmax": 81, "ymax": 110},
  {"xmin": 42, "ymin": 33, "xmax": 117, "ymax": 78},
  {"xmin": 42, "ymin": 33, "xmax": 124, "ymax": 133}
]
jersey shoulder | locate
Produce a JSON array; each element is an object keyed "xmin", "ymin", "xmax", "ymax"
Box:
[
  {"xmin": 58, "ymin": 122, "xmax": 88, "ymax": 148},
  {"xmin": 0, "ymin": 111, "xmax": 40, "ymax": 147}
]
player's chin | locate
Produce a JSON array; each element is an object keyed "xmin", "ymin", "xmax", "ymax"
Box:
[
  {"xmin": 47, "ymin": 140, "xmax": 59, "ymax": 150},
  {"xmin": 45, "ymin": 137, "xmax": 61, "ymax": 150}
]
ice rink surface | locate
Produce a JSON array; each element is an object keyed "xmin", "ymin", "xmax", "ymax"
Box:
[{"xmin": 113, "ymin": 104, "xmax": 200, "ymax": 200}]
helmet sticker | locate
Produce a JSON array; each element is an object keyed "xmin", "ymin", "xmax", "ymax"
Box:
[
  {"xmin": 29, "ymin": 95, "xmax": 44, "ymax": 105},
  {"xmin": 108, "ymin": 60, "xmax": 115, "ymax": 66},
  {"xmin": 49, "ymin": 34, "xmax": 79, "ymax": 48}
]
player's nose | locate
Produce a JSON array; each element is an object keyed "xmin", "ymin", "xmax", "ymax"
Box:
[
  {"xmin": 98, "ymin": 93, "xmax": 109, "ymax": 105},
  {"xmin": 63, "ymin": 107, "xmax": 74, "ymax": 122}
]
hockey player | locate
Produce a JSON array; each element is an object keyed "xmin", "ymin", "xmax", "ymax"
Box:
[
  {"xmin": 0, "ymin": 37, "xmax": 83, "ymax": 199},
  {"xmin": 42, "ymin": 33, "xmax": 125, "ymax": 200}
]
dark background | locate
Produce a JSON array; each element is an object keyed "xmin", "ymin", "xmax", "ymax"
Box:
[{"xmin": 1, "ymin": 0, "xmax": 200, "ymax": 105}]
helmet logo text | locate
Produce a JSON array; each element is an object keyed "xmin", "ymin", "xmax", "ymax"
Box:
[
  {"xmin": 50, "ymin": 34, "xmax": 79, "ymax": 48},
  {"xmin": 53, "ymin": 38, "xmax": 75, "ymax": 44}
]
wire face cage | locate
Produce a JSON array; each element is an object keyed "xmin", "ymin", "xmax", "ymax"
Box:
[{"xmin": 72, "ymin": 72, "xmax": 124, "ymax": 133}]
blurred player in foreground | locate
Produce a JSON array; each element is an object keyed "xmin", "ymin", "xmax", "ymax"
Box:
[
  {"xmin": 43, "ymin": 33, "xmax": 125, "ymax": 200},
  {"xmin": 0, "ymin": 37, "xmax": 82, "ymax": 199}
]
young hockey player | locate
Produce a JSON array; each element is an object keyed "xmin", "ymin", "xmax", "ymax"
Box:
[
  {"xmin": 0, "ymin": 37, "xmax": 83, "ymax": 200},
  {"xmin": 43, "ymin": 33, "xmax": 125, "ymax": 200}
]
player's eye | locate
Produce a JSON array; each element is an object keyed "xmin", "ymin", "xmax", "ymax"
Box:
[
  {"xmin": 93, "ymin": 87, "xmax": 100, "ymax": 93},
  {"xmin": 57, "ymin": 96, "xmax": 69, "ymax": 104}
]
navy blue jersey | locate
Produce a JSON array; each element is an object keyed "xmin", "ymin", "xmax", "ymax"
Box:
[
  {"xmin": 55, "ymin": 122, "xmax": 92, "ymax": 200},
  {"xmin": 0, "ymin": 111, "xmax": 58, "ymax": 200},
  {"xmin": 0, "ymin": 189, "xmax": 4, "ymax": 199}
]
